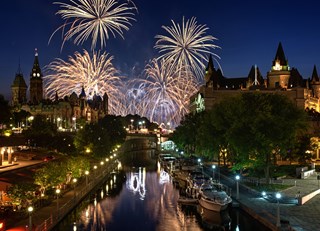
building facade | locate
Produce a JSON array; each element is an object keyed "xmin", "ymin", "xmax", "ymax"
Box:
[
  {"xmin": 191, "ymin": 42, "xmax": 320, "ymax": 160},
  {"xmin": 10, "ymin": 49, "xmax": 109, "ymax": 130}
]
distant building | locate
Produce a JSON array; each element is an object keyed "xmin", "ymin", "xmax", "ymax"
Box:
[
  {"xmin": 190, "ymin": 42, "xmax": 320, "ymax": 161},
  {"xmin": 10, "ymin": 49, "xmax": 109, "ymax": 130}
]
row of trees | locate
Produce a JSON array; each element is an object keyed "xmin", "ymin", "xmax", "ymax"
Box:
[
  {"xmin": 7, "ymin": 156, "xmax": 90, "ymax": 208},
  {"xmin": 171, "ymin": 92, "xmax": 313, "ymax": 181}
]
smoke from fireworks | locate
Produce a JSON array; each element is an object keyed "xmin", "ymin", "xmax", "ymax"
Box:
[
  {"xmin": 44, "ymin": 49, "xmax": 126, "ymax": 115},
  {"xmin": 131, "ymin": 58, "xmax": 198, "ymax": 127},
  {"xmin": 155, "ymin": 17, "xmax": 220, "ymax": 83},
  {"xmin": 50, "ymin": 0, "xmax": 137, "ymax": 50}
]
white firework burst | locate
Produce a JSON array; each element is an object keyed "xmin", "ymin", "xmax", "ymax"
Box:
[
  {"xmin": 136, "ymin": 58, "xmax": 198, "ymax": 127},
  {"xmin": 155, "ymin": 17, "xmax": 220, "ymax": 83},
  {"xmin": 44, "ymin": 49, "xmax": 126, "ymax": 115},
  {"xmin": 50, "ymin": 0, "xmax": 137, "ymax": 50}
]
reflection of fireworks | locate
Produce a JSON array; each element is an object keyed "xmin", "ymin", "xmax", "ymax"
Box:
[
  {"xmin": 44, "ymin": 49, "xmax": 126, "ymax": 115},
  {"xmin": 134, "ymin": 59, "xmax": 198, "ymax": 127},
  {"xmin": 155, "ymin": 17, "xmax": 220, "ymax": 83},
  {"xmin": 50, "ymin": 0, "xmax": 137, "ymax": 50}
]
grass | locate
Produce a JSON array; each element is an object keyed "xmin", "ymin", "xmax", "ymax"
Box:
[{"xmin": 243, "ymin": 181, "xmax": 293, "ymax": 192}]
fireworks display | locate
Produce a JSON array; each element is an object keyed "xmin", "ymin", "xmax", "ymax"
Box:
[
  {"xmin": 44, "ymin": 3, "xmax": 221, "ymax": 127},
  {"xmin": 50, "ymin": 0, "xmax": 137, "ymax": 50},
  {"xmin": 44, "ymin": 49, "xmax": 126, "ymax": 115},
  {"xmin": 155, "ymin": 17, "xmax": 220, "ymax": 83},
  {"xmin": 130, "ymin": 58, "xmax": 198, "ymax": 127}
]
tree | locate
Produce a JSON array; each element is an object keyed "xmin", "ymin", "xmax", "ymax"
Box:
[
  {"xmin": 171, "ymin": 112, "xmax": 204, "ymax": 155},
  {"xmin": 208, "ymin": 92, "xmax": 309, "ymax": 182},
  {"xmin": 24, "ymin": 114, "xmax": 57, "ymax": 147},
  {"xmin": 74, "ymin": 115, "xmax": 126, "ymax": 158},
  {"xmin": 0, "ymin": 94, "xmax": 12, "ymax": 129},
  {"xmin": 7, "ymin": 183, "xmax": 36, "ymax": 208}
]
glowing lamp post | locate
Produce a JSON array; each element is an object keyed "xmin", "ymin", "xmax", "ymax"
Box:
[
  {"xmin": 85, "ymin": 170, "xmax": 89, "ymax": 186},
  {"xmin": 276, "ymin": 192, "xmax": 281, "ymax": 228},
  {"xmin": 235, "ymin": 175, "xmax": 240, "ymax": 200},
  {"xmin": 73, "ymin": 178, "xmax": 78, "ymax": 198},
  {"xmin": 212, "ymin": 165, "xmax": 216, "ymax": 180},
  {"xmin": 56, "ymin": 188, "xmax": 61, "ymax": 216},
  {"xmin": 27, "ymin": 206, "xmax": 33, "ymax": 231}
]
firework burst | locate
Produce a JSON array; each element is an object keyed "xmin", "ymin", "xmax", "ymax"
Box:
[
  {"xmin": 134, "ymin": 58, "xmax": 198, "ymax": 127},
  {"xmin": 50, "ymin": 0, "xmax": 137, "ymax": 50},
  {"xmin": 155, "ymin": 17, "xmax": 220, "ymax": 83},
  {"xmin": 44, "ymin": 49, "xmax": 126, "ymax": 115}
]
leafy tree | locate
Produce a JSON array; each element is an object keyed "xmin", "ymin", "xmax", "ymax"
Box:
[
  {"xmin": 74, "ymin": 115, "xmax": 126, "ymax": 158},
  {"xmin": 34, "ymin": 162, "xmax": 67, "ymax": 195},
  {"xmin": 208, "ymin": 92, "xmax": 308, "ymax": 182},
  {"xmin": 7, "ymin": 183, "xmax": 36, "ymax": 208},
  {"xmin": 24, "ymin": 114, "xmax": 57, "ymax": 147},
  {"xmin": 65, "ymin": 156, "xmax": 90, "ymax": 180},
  {"xmin": 0, "ymin": 94, "xmax": 12, "ymax": 129},
  {"xmin": 171, "ymin": 112, "xmax": 204, "ymax": 155},
  {"xmin": 12, "ymin": 109, "xmax": 30, "ymax": 127}
]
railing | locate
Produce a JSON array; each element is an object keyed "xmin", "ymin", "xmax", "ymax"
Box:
[{"xmin": 35, "ymin": 162, "xmax": 117, "ymax": 231}]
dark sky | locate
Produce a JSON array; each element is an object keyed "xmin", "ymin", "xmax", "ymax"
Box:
[{"xmin": 1, "ymin": 0, "xmax": 320, "ymax": 100}]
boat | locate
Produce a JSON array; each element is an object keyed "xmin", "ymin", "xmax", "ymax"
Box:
[
  {"xmin": 177, "ymin": 196, "xmax": 198, "ymax": 205},
  {"xmin": 198, "ymin": 182, "xmax": 232, "ymax": 212}
]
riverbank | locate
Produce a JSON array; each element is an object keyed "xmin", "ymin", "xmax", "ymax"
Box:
[
  {"xmin": 6, "ymin": 158, "xmax": 120, "ymax": 230},
  {"xmin": 210, "ymin": 165, "xmax": 320, "ymax": 231}
]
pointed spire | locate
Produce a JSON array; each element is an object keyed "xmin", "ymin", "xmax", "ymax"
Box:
[
  {"xmin": 311, "ymin": 65, "xmax": 319, "ymax": 82},
  {"xmin": 205, "ymin": 54, "xmax": 214, "ymax": 73},
  {"xmin": 17, "ymin": 57, "xmax": 22, "ymax": 75},
  {"xmin": 273, "ymin": 42, "xmax": 288, "ymax": 67},
  {"xmin": 79, "ymin": 86, "xmax": 86, "ymax": 98}
]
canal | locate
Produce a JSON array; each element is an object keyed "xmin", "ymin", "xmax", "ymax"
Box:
[{"xmin": 53, "ymin": 151, "xmax": 271, "ymax": 231}]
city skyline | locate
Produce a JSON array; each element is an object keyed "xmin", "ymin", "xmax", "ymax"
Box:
[{"xmin": 1, "ymin": 0, "xmax": 320, "ymax": 100}]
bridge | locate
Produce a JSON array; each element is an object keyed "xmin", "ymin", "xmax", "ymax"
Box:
[{"xmin": 122, "ymin": 132, "xmax": 171, "ymax": 153}]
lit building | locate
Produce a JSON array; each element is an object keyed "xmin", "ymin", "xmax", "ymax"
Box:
[
  {"xmin": 10, "ymin": 49, "xmax": 109, "ymax": 129},
  {"xmin": 190, "ymin": 42, "xmax": 320, "ymax": 160}
]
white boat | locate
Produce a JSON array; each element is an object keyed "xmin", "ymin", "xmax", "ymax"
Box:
[{"xmin": 198, "ymin": 183, "xmax": 232, "ymax": 212}]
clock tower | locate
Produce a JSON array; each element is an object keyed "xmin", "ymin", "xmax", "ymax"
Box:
[{"xmin": 29, "ymin": 48, "xmax": 43, "ymax": 104}]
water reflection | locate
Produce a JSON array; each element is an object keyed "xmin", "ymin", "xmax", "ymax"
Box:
[
  {"xmin": 126, "ymin": 167, "xmax": 146, "ymax": 200},
  {"xmin": 54, "ymin": 153, "xmax": 271, "ymax": 231}
]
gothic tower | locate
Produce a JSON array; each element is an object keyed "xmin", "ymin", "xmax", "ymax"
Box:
[
  {"xmin": 11, "ymin": 63, "xmax": 27, "ymax": 107},
  {"xmin": 29, "ymin": 48, "xmax": 43, "ymax": 104},
  {"xmin": 267, "ymin": 42, "xmax": 291, "ymax": 88}
]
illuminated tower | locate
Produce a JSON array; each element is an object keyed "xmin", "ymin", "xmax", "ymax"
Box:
[
  {"xmin": 11, "ymin": 63, "xmax": 27, "ymax": 107},
  {"xmin": 267, "ymin": 42, "xmax": 290, "ymax": 88},
  {"xmin": 29, "ymin": 48, "xmax": 43, "ymax": 104}
]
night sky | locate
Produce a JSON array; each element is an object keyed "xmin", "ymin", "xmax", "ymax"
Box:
[{"xmin": 1, "ymin": 0, "xmax": 320, "ymax": 100}]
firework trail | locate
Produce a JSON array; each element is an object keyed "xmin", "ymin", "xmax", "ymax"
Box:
[
  {"xmin": 50, "ymin": 0, "xmax": 137, "ymax": 50},
  {"xmin": 134, "ymin": 58, "xmax": 198, "ymax": 127},
  {"xmin": 155, "ymin": 17, "xmax": 220, "ymax": 83},
  {"xmin": 44, "ymin": 49, "xmax": 126, "ymax": 115}
]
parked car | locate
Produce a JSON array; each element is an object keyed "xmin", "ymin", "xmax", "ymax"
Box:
[{"xmin": 43, "ymin": 155, "xmax": 55, "ymax": 162}]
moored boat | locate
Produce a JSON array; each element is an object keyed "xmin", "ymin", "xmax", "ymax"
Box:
[{"xmin": 198, "ymin": 183, "xmax": 232, "ymax": 212}]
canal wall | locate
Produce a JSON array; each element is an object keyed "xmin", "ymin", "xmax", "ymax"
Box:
[{"xmin": 10, "ymin": 159, "xmax": 119, "ymax": 231}]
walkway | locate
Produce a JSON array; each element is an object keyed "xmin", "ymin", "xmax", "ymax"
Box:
[
  {"xmin": 1, "ymin": 159, "xmax": 118, "ymax": 231},
  {"xmin": 216, "ymin": 168, "xmax": 320, "ymax": 231}
]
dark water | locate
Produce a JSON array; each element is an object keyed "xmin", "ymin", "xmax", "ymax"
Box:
[{"xmin": 54, "ymin": 158, "xmax": 271, "ymax": 231}]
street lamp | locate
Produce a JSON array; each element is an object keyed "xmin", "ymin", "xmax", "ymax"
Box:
[
  {"xmin": 56, "ymin": 188, "xmax": 61, "ymax": 216},
  {"xmin": 212, "ymin": 165, "xmax": 216, "ymax": 180},
  {"xmin": 73, "ymin": 178, "xmax": 77, "ymax": 198},
  {"xmin": 27, "ymin": 206, "xmax": 33, "ymax": 231},
  {"xmin": 85, "ymin": 170, "xmax": 89, "ymax": 186},
  {"xmin": 235, "ymin": 175, "xmax": 240, "ymax": 200},
  {"xmin": 276, "ymin": 192, "xmax": 281, "ymax": 228}
]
